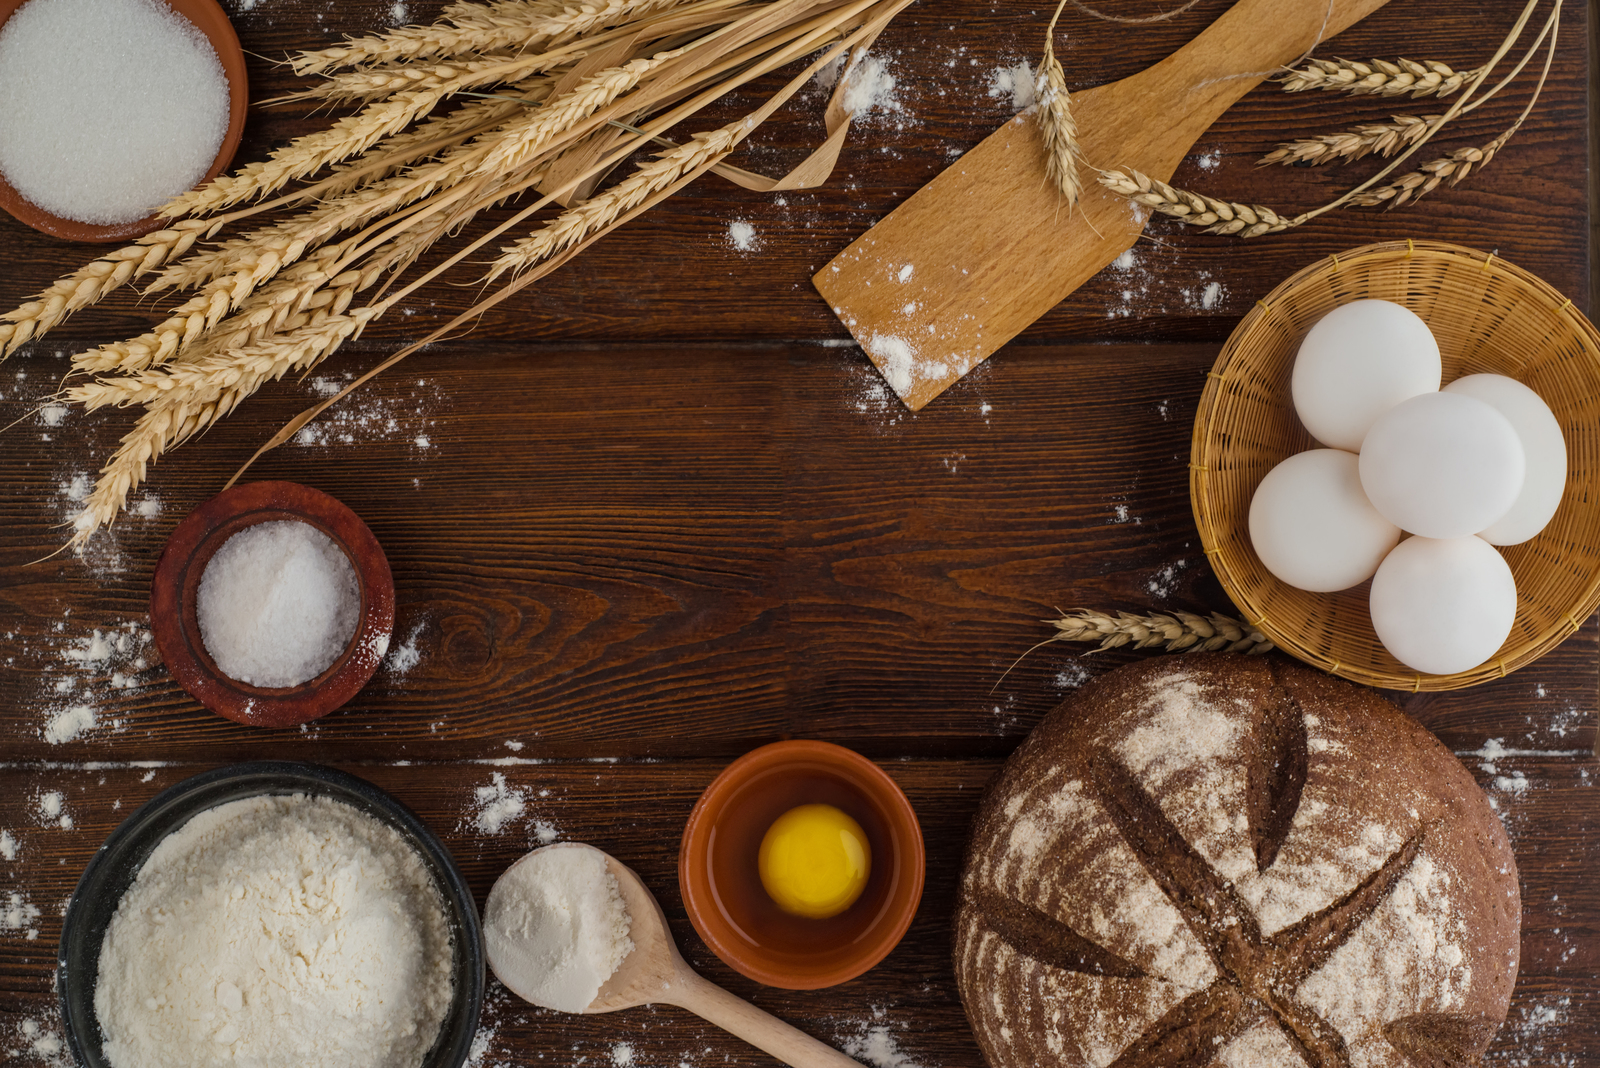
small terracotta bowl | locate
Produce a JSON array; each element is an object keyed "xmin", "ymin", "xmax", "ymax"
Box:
[
  {"xmin": 150, "ymin": 481, "xmax": 395, "ymax": 728},
  {"xmin": 679, "ymin": 740, "xmax": 925, "ymax": 990},
  {"xmin": 0, "ymin": 0, "xmax": 248, "ymax": 243}
]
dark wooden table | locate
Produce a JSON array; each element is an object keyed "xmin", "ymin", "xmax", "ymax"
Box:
[{"xmin": 1, "ymin": 1, "xmax": 1595, "ymax": 1066}]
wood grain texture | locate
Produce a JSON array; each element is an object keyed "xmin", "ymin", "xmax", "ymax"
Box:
[{"xmin": 0, "ymin": 0, "xmax": 1595, "ymax": 1065}]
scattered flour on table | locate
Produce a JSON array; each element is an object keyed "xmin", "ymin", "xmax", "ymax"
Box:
[
  {"xmin": 841, "ymin": 54, "xmax": 904, "ymax": 122},
  {"xmin": 383, "ymin": 622, "xmax": 426, "ymax": 676},
  {"xmin": 611, "ymin": 1042, "xmax": 635, "ymax": 1066},
  {"xmin": 468, "ymin": 772, "xmax": 529, "ymax": 835},
  {"xmin": 0, "ymin": 829, "xmax": 17, "ymax": 860},
  {"xmin": 726, "ymin": 219, "xmax": 761, "ymax": 252},
  {"xmin": 482, "ymin": 845, "xmax": 634, "ymax": 1014},
  {"xmin": 835, "ymin": 1009, "xmax": 928, "ymax": 1068},
  {"xmin": 985, "ymin": 60, "xmax": 1035, "ymax": 109},
  {"xmin": 295, "ymin": 375, "xmax": 439, "ymax": 450},
  {"xmin": 38, "ymin": 404, "xmax": 67, "ymax": 427},
  {"xmin": 12, "ymin": 1014, "xmax": 70, "ymax": 1067},
  {"xmin": 388, "ymin": 0, "xmax": 408, "ymax": 21},
  {"xmin": 2, "ymin": 890, "xmax": 42, "ymax": 939},
  {"xmin": 36, "ymin": 790, "xmax": 71, "ymax": 829},
  {"xmin": 1146, "ymin": 559, "xmax": 1187, "ymax": 599},
  {"xmin": 94, "ymin": 793, "xmax": 454, "ymax": 1068},
  {"xmin": 1055, "ymin": 663, "xmax": 1091, "ymax": 690}
]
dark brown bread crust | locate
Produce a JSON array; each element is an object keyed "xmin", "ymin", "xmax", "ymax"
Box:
[{"xmin": 955, "ymin": 655, "xmax": 1519, "ymax": 1068}]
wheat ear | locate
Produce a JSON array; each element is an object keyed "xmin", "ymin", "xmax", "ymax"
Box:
[
  {"xmin": 486, "ymin": 118, "xmax": 746, "ymax": 280},
  {"xmin": 1033, "ymin": 0, "xmax": 1079, "ymax": 207},
  {"xmin": 293, "ymin": 0, "xmax": 692, "ymax": 74},
  {"xmin": 0, "ymin": 220, "xmax": 216, "ymax": 357},
  {"xmin": 67, "ymin": 309, "xmax": 377, "ymax": 547},
  {"xmin": 1277, "ymin": 57, "xmax": 1483, "ymax": 98},
  {"xmin": 1046, "ymin": 609, "xmax": 1275, "ymax": 655},
  {"xmin": 1259, "ymin": 114, "xmax": 1437, "ymax": 167},
  {"xmin": 1097, "ymin": 168, "xmax": 1295, "ymax": 237}
]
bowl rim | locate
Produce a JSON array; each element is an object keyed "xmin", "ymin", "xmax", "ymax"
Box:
[
  {"xmin": 0, "ymin": 0, "xmax": 249, "ymax": 243},
  {"xmin": 149, "ymin": 480, "xmax": 395, "ymax": 727},
  {"xmin": 678, "ymin": 739, "xmax": 925, "ymax": 990},
  {"xmin": 57, "ymin": 761, "xmax": 486, "ymax": 1068},
  {"xmin": 1191, "ymin": 238, "xmax": 1600, "ymax": 691}
]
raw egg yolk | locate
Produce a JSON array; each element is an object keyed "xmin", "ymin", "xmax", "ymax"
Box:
[{"xmin": 757, "ymin": 804, "xmax": 871, "ymax": 919}]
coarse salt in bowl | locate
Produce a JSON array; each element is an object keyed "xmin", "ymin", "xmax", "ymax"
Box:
[{"xmin": 150, "ymin": 482, "xmax": 395, "ymax": 728}]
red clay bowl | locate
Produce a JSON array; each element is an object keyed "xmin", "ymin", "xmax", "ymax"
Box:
[
  {"xmin": 679, "ymin": 740, "xmax": 925, "ymax": 990},
  {"xmin": 150, "ymin": 481, "xmax": 395, "ymax": 728},
  {"xmin": 0, "ymin": 0, "xmax": 247, "ymax": 243}
]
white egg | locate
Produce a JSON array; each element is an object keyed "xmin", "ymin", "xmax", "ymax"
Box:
[
  {"xmin": 1442, "ymin": 373, "xmax": 1566, "ymax": 545},
  {"xmin": 1248, "ymin": 449, "xmax": 1401, "ymax": 592},
  {"xmin": 1358, "ymin": 392, "xmax": 1524, "ymax": 539},
  {"xmin": 1291, "ymin": 299, "xmax": 1441, "ymax": 451},
  {"xmin": 1369, "ymin": 536, "xmax": 1517, "ymax": 675}
]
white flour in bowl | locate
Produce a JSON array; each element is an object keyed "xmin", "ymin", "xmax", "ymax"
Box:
[{"xmin": 94, "ymin": 793, "xmax": 454, "ymax": 1068}]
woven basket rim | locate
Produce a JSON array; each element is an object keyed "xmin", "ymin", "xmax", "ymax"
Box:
[{"xmin": 1192, "ymin": 239, "xmax": 1600, "ymax": 692}]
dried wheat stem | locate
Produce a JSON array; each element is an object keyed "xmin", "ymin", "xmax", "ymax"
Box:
[
  {"xmin": 1046, "ymin": 609, "xmax": 1275, "ymax": 655},
  {"xmin": 1259, "ymin": 114, "xmax": 1437, "ymax": 167},
  {"xmin": 67, "ymin": 308, "xmax": 377, "ymax": 547},
  {"xmin": 1277, "ymin": 57, "xmax": 1483, "ymax": 98},
  {"xmin": 164, "ymin": 90, "xmax": 463, "ymax": 218},
  {"xmin": 1035, "ymin": 2, "xmax": 1079, "ymax": 208},
  {"xmin": 486, "ymin": 118, "xmax": 746, "ymax": 280},
  {"xmin": 0, "ymin": 220, "xmax": 218, "ymax": 357},
  {"xmin": 279, "ymin": 53, "xmax": 577, "ymax": 106},
  {"xmin": 294, "ymin": 0, "xmax": 695, "ymax": 73},
  {"xmin": 1097, "ymin": 167, "xmax": 1296, "ymax": 236}
]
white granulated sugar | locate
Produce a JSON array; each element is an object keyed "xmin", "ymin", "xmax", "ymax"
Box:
[
  {"xmin": 986, "ymin": 59, "xmax": 1036, "ymax": 109},
  {"xmin": 42, "ymin": 704, "xmax": 95, "ymax": 745},
  {"xmin": 0, "ymin": 0, "xmax": 229, "ymax": 225},
  {"xmin": 0, "ymin": 829, "xmax": 17, "ymax": 860},
  {"xmin": 39, "ymin": 403, "xmax": 67, "ymax": 426},
  {"xmin": 1200, "ymin": 281, "xmax": 1223, "ymax": 309},
  {"xmin": 726, "ymin": 219, "xmax": 761, "ymax": 252},
  {"xmin": 197, "ymin": 519, "xmax": 361, "ymax": 688},
  {"xmin": 2, "ymin": 890, "xmax": 42, "ymax": 939},
  {"xmin": 470, "ymin": 771, "xmax": 528, "ymax": 834},
  {"xmin": 841, "ymin": 54, "xmax": 901, "ymax": 118},
  {"xmin": 483, "ymin": 845, "xmax": 634, "ymax": 1014},
  {"xmin": 95, "ymin": 794, "xmax": 454, "ymax": 1068}
]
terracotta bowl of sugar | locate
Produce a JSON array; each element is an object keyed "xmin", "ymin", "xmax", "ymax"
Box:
[
  {"xmin": 0, "ymin": 0, "xmax": 248, "ymax": 243},
  {"xmin": 150, "ymin": 481, "xmax": 395, "ymax": 728}
]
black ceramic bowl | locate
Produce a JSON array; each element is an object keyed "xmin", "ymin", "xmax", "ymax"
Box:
[{"xmin": 58, "ymin": 762, "xmax": 484, "ymax": 1068}]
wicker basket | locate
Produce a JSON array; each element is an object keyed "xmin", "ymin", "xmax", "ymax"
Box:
[{"xmin": 1192, "ymin": 240, "xmax": 1600, "ymax": 691}]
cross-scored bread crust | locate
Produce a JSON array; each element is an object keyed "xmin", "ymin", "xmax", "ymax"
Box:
[{"xmin": 955, "ymin": 655, "xmax": 1519, "ymax": 1068}]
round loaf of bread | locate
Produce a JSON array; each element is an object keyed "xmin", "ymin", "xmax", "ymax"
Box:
[{"xmin": 955, "ymin": 654, "xmax": 1518, "ymax": 1068}]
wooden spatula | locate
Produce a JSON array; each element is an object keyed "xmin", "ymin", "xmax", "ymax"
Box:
[{"xmin": 813, "ymin": 0, "xmax": 1394, "ymax": 411}]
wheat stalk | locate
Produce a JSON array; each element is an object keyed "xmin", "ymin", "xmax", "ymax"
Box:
[
  {"xmin": 293, "ymin": 0, "xmax": 693, "ymax": 74},
  {"xmin": 1259, "ymin": 113, "xmax": 1436, "ymax": 167},
  {"xmin": 487, "ymin": 118, "xmax": 746, "ymax": 279},
  {"xmin": 1097, "ymin": 168, "xmax": 1295, "ymax": 236},
  {"xmin": 0, "ymin": 220, "xmax": 218, "ymax": 357},
  {"xmin": 1277, "ymin": 57, "xmax": 1482, "ymax": 98},
  {"xmin": 1046, "ymin": 609, "xmax": 1275, "ymax": 655},
  {"xmin": 67, "ymin": 309, "xmax": 377, "ymax": 546},
  {"xmin": 1033, "ymin": 0, "xmax": 1079, "ymax": 207}
]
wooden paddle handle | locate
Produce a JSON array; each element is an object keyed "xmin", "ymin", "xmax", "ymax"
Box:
[{"xmin": 668, "ymin": 971, "xmax": 865, "ymax": 1068}]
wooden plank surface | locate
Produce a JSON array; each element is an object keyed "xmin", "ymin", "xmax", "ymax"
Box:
[{"xmin": 0, "ymin": 0, "xmax": 1596, "ymax": 1066}]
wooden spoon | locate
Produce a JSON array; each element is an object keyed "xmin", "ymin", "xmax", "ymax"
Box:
[
  {"xmin": 492, "ymin": 845, "xmax": 865, "ymax": 1068},
  {"xmin": 812, "ymin": 0, "xmax": 1395, "ymax": 411}
]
